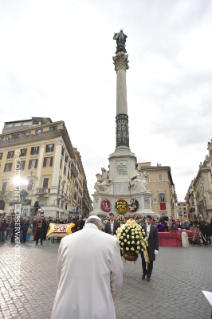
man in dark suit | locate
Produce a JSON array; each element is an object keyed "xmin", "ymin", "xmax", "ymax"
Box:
[
  {"xmin": 141, "ymin": 215, "xmax": 158, "ymax": 282},
  {"xmin": 34, "ymin": 215, "xmax": 47, "ymax": 245},
  {"xmin": 105, "ymin": 213, "xmax": 120, "ymax": 235}
]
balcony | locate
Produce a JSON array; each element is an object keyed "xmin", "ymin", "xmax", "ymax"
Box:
[
  {"xmin": 202, "ymin": 206, "xmax": 212, "ymax": 211},
  {"xmin": 0, "ymin": 191, "xmax": 11, "ymax": 197},
  {"xmin": 36, "ymin": 188, "xmax": 50, "ymax": 195}
]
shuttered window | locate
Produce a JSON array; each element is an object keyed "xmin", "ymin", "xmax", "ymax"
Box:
[
  {"xmin": 43, "ymin": 157, "xmax": 53, "ymax": 167},
  {"xmin": 4, "ymin": 163, "xmax": 12, "ymax": 172},
  {"xmin": 28, "ymin": 159, "xmax": 38, "ymax": 169},
  {"xmin": 20, "ymin": 161, "xmax": 25, "ymax": 170},
  {"xmin": 7, "ymin": 151, "xmax": 14, "ymax": 159}
]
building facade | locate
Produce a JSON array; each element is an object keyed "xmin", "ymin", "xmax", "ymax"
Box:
[
  {"xmin": 176, "ymin": 202, "xmax": 188, "ymax": 222},
  {"xmin": 0, "ymin": 117, "xmax": 92, "ymax": 218},
  {"xmin": 137, "ymin": 162, "xmax": 177, "ymax": 219},
  {"xmin": 185, "ymin": 140, "xmax": 212, "ymax": 220}
]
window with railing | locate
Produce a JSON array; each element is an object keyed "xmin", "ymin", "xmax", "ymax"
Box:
[
  {"xmin": 27, "ymin": 179, "xmax": 33, "ymax": 191},
  {"xmin": 42, "ymin": 178, "xmax": 49, "ymax": 188}
]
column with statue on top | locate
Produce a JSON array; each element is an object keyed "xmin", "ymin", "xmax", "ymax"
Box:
[{"xmin": 91, "ymin": 30, "xmax": 155, "ymax": 219}]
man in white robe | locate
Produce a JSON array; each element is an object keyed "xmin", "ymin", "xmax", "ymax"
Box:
[{"xmin": 51, "ymin": 215, "xmax": 123, "ymax": 319}]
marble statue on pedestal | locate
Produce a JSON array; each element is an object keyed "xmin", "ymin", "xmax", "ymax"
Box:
[
  {"xmin": 128, "ymin": 167, "xmax": 149, "ymax": 192},
  {"xmin": 94, "ymin": 168, "xmax": 112, "ymax": 193}
]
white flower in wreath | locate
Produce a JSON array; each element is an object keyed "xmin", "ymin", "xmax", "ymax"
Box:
[
  {"xmin": 131, "ymin": 247, "xmax": 134, "ymax": 251},
  {"xmin": 136, "ymin": 235, "xmax": 139, "ymax": 239},
  {"xmin": 137, "ymin": 241, "xmax": 140, "ymax": 245},
  {"xmin": 135, "ymin": 250, "xmax": 139, "ymax": 253},
  {"xmin": 141, "ymin": 249, "xmax": 144, "ymax": 252},
  {"xmin": 120, "ymin": 236, "xmax": 123, "ymax": 239},
  {"xmin": 121, "ymin": 242, "xmax": 124, "ymax": 246},
  {"xmin": 126, "ymin": 247, "xmax": 129, "ymax": 251},
  {"xmin": 124, "ymin": 239, "xmax": 127, "ymax": 242},
  {"xmin": 127, "ymin": 241, "xmax": 130, "ymax": 245},
  {"xmin": 127, "ymin": 235, "xmax": 129, "ymax": 239},
  {"xmin": 137, "ymin": 246, "xmax": 140, "ymax": 250},
  {"xmin": 131, "ymin": 236, "xmax": 135, "ymax": 239},
  {"xmin": 131, "ymin": 241, "xmax": 135, "ymax": 244}
]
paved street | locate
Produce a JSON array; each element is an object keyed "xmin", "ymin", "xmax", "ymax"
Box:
[{"xmin": 0, "ymin": 239, "xmax": 212, "ymax": 319}]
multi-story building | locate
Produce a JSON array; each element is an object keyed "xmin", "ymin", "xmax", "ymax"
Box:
[
  {"xmin": 176, "ymin": 202, "xmax": 188, "ymax": 222},
  {"xmin": 185, "ymin": 180, "xmax": 198, "ymax": 221},
  {"xmin": 72, "ymin": 148, "xmax": 92, "ymax": 216},
  {"xmin": 185, "ymin": 140, "xmax": 212, "ymax": 220},
  {"xmin": 137, "ymin": 162, "xmax": 177, "ymax": 219},
  {"xmin": 0, "ymin": 117, "xmax": 92, "ymax": 218}
]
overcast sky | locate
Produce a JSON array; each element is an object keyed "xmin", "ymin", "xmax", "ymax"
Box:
[{"xmin": 0, "ymin": 0, "xmax": 212, "ymax": 201}]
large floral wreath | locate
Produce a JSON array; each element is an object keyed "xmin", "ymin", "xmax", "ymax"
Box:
[
  {"xmin": 101, "ymin": 199, "xmax": 112, "ymax": 212},
  {"xmin": 128, "ymin": 198, "xmax": 139, "ymax": 212},
  {"xmin": 115, "ymin": 199, "xmax": 128, "ymax": 214},
  {"xmin": 115, "ymin": 219, "xmax": 150, "ymax": 263}
]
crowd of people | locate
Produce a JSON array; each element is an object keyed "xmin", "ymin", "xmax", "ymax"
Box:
[
  {"xmin": 0, "ymin": 215, "xmax": 86, "ymax": 244},
  {"xmin": 155, "ymin": 216, "xmax": 212, "ymax": 246},
  {"xmin": 1, "ymin": 214, "xmax": 212, "ymax": 247}
]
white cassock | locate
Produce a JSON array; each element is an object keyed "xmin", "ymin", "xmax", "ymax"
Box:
[{"xmin": 51, "ymin": 223, "xmax": 123, "ymax": 319}]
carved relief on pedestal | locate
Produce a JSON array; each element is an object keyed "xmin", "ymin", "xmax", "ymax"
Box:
[
  {"xmin": 128, "ymin": 167, "xmax": 149, "ymax": 192},
  {"xmin": 94, "ymin": 168, "xmax": 113, "ymax": 193}
]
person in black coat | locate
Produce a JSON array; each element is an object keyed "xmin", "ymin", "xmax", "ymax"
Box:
[
  {"xmin": 22, "ymin": 218, "xmax": 30, "ymax": 243},
  {"xmin": 75, "ymin": 216, "xmax": 85, "ymax": 231},
  {"xmin": 34, "ymin": 216, "xmax": 47, "ymax": 245},
  {"xmin": 104, "ymin": 213, "xmax": 120, "ymax": 235},
  {"xmin": 1, "ymin": 219, "xmax": 9, "ymax": 242},
  {"xmin": 11, "ymin": 218, "xmax": 15, "ymax": 243},
  {"xmin": 199, "ymin": 218, "xmax": 207, "ymax": 246},
  {"xmin": 141, "ymin": 215, "xmax": 159, "ymax": 282}
]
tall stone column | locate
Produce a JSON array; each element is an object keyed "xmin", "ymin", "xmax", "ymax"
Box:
[{"xmin": 113, "ymin": 53, "xmax": 129, "ymax": 149}]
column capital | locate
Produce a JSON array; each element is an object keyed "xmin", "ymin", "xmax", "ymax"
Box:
[
  {"xmin": 113, "ymin": 53, "xmax": 129, "ymax": 71},
  {"xmin": 56, "ymin": 139, "xmax": 63, "ymax": 146}
]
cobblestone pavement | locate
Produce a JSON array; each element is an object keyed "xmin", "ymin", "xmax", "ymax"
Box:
[{"xmin": 0, "ymin": 239, "xmax": 212, "ymax": 319}]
